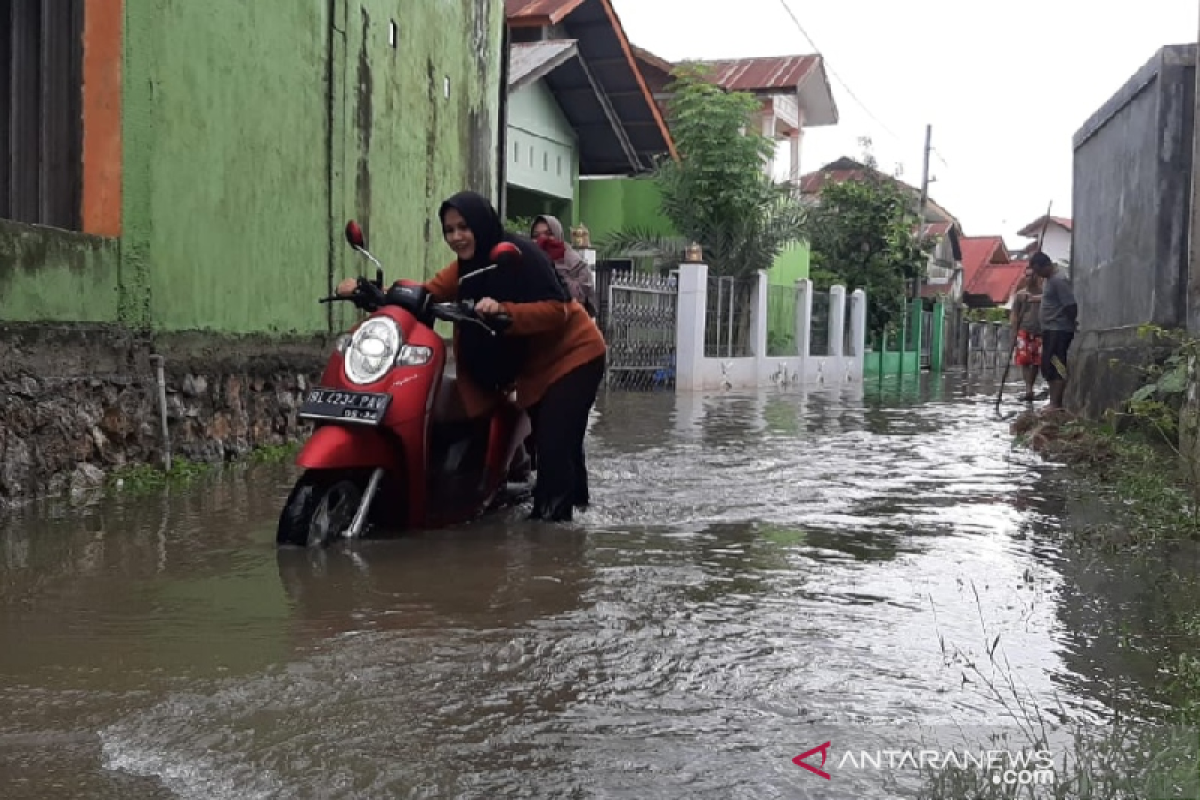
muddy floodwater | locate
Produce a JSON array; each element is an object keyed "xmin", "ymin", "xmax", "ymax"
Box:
[{"xmin": 0, "ymin": 373, "xmax": 1191, "ymax": 798}]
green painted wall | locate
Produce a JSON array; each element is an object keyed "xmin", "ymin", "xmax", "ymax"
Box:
[
  {"xmin": 768, "ymin": 241, "xmax": 810, "ymax": 285},
  {"xmin": 577, "ymin": 177, "xmax": 675, "ymax": 242},
  {"xmin": 1, "ymin": 0, "xmax": 504, "ymax": 336},
  {"xmin": 0, "ymin": 220, "xmax": 121, "ymax": 322},
  {"xmin": 126, "ymin": 0, "xmax": 504, "ymax": 335}
]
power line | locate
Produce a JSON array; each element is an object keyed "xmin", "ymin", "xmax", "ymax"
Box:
[{"xmin": 775, "ymin": 0, "xmax": 926, "ymax": 161}]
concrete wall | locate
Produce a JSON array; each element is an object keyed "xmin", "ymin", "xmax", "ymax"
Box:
[
  {"xmin": 1067, "ymin": 43, "xmax": 1195, "ymax": 418},
  {"xmin": 1, "ymin": 0, "xmax": 506, "ymax": 336},
  {"xmin": 674, "ymin": 264, "xmax": 866, "ymax": 391},
  {"xmin": 0, "ymin": 219, "xmax": 121, "ymax": 323}
]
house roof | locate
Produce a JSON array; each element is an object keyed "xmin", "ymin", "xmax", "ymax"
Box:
[
  {"xmin": 959, "ymin": 235, "xmax": 1009, "ymax": 271},
  {"xmin": 629, "ymin": 48, "xmax": 838, "ymax": 128},
  {"xmin": 964, "ymin": 260, "xmax": 1028, "ymax": 306},
  {"xmin": 913, "ymin": 221, "xmax": 962, "ymax": 261},
  {"xmin": 958, "ymin": 235, "xmax": 1026, "ymax": 305},
  {"xmin": 505, "ymin": 0, "xmax": 677, "ymax": 174},
  {"xmin": 1016, "ymin": 215, "xmax": 1072, "ymax": 238},
  {"xmin": 508, "ymin": 39, "xmax": 579, "ymax": 91},
  {"xmin": 703, "ymin": 55, "xmax": 820, "ymax": 92},
  {"xmin": 505, "ymin": 0, "xmax": 586, "ymax": 26},
  {"xmin": 800, "ymin": 157, "xmax": 959, "ymax": 226}
]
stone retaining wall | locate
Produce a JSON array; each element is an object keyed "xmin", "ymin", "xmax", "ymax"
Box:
[{"xmin": 0, "ymin": 323, "xmax": 333, "ymax": 512}]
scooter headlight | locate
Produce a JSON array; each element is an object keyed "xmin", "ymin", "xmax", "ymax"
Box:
[{"xmin": 344, "ymin": 318, "xmax": 402, "ymax": 385}]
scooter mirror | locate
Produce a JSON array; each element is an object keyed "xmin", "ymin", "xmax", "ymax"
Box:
[{"xmin": 345, "ymin": 220, "xmax": 365, "ymax": 250}]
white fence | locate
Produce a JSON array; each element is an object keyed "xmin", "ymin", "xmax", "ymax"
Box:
[{"xmin": 674, "ymin": 263, "xmax": 867, "ymax": 391}]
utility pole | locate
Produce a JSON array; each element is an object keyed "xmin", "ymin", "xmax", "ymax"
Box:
[
  {"xmin": 915, "ymin": 124, "xmax": 933, "ymax": 299},
  {"xmin": 917, "ymin": 123, "xmax": 932, "ymax": 232}
]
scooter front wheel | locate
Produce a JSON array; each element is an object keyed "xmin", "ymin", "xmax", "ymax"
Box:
[{"xmin": 277, "ymin": 470, "xmax": 365, "ymax": 548}]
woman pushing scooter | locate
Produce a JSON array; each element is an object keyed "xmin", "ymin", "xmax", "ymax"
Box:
[{"xmin": 337, "ymin": 191, "xmax": 606, "ymax": 522}]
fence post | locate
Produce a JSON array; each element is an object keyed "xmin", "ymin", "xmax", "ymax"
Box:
[
  {"xmin": 931, "ymin": 300, "xmax": 945, "ymax": 372},
  {"xmin": 828, "ymin": 285, "xmax": 847, "ymax": 356},
  {"xmin": 795, "ymin": 278, "xmax": 813, "ymax": 361},
  {"xmin": 675, "ymin": 262, "xmax": 709, "ymax": 391},
  {"xmin": 850, "ymin": 289, "xmax": 867, "ymax": 368},
  {"xmin": 751, "ymin": 270, "xmax": 769, "ymax": 358}
]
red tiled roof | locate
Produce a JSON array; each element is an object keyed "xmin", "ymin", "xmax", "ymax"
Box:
[
  {"xmin": 965, "ymin": 260, "xmax": 1028, "ymax": 306},
  {"xmin": 959, "ymin": 235, "xmax": 1008, "ymax": 271},
  {"xmin": 697, "ymin": 55, "xmax": 820, "ymax": 93},
  {"xmin": 957, "ymin": 235, "xmax": 1025, "ymax": 304},
  {"xmin": 505, "ymin": 0, "xmax": 586, "ymax": 25},
  {"xmin": 1016, "ymin": 215, "xmax": 1072, "ymax": 237}
]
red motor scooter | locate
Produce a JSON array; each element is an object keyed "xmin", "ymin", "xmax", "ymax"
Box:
[{"xmin": 276, "ymin": 221, "xmax": 534, "ymax": 547}]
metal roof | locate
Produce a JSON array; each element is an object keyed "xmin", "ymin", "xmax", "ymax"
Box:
[
  {"xmin": 505, "ymin": 0, "xmax": 586, "ymax": 26},
  {"xmin": 702, "ymin": 55, "xmax": 820, "ymax": 92},
  {"xmin": 508, "ymin": 40, "xmax": 578, "ymax": 91},
  {"xmin": 505, "ymin": 0, "xmax": 675, "ymax": 175}
]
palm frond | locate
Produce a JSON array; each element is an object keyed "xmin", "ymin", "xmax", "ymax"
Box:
[{"xmin": 595, "ymin": 228, "xmax": 690, "ymax": 266}]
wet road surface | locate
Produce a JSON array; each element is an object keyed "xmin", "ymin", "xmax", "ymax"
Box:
[{"xmin": 0, "ymin": 372, "xmax": 1176, "ymax": 798}]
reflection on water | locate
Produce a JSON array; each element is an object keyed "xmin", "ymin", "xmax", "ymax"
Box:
[{"xmin": 0, "ymin": 370, "xmax": 1185, "ymax": 798}]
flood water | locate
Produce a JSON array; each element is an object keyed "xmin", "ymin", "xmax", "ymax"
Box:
[{"xmin": 1, "ymin": 372, "xmax": 1193, "ymax": 798}]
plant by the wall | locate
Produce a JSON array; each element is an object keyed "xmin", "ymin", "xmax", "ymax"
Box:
[
  {"xmin": 806, "ymin": 172, "xmax": 935, "ymax": 336},
  {"xmin": 595, "ymin": 62, "xmax": 807, "ymax": 278}
]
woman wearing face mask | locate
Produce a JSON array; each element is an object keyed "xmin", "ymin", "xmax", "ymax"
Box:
[
  {"xmin": 336, "ymin": 192, "xmax": 606, "ymax": 522},
  {"xmin": 531, "ymin": 215, "xmax": 597, "ymax": 318}
]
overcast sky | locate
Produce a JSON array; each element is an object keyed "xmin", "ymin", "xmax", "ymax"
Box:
[{"xmin": 612, "ymin": 0, "xmax": 1198, "ymax": 246}]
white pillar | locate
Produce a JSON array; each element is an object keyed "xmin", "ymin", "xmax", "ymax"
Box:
[
  {"xmin": 762, "ymin": 110, "xmax": 777, "ymax": 175},
  {"xmin": 675, "ymin": 262, "xmax": 709, "ymax": 392},
  {"xmin": 750, "ymin": 270, "xmax": 769, "ymax": 358},
  {"xmin": 828, "ymin": 285, "xmax": 846, "ymax": 357},
  {"xmin": 789, "ymin": 130, "xmax": 801, "ymax": 182},
  {"xmin": 795, "ymin": 278, "xmax": 813, "ymax": 358},
  {"xmin": 850, "ymin": 288, "xmax": 867, "ymax": 361}
]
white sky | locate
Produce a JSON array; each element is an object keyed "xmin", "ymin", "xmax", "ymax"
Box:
[{"xmin": 612, "ymin": 0, "xmax": 1199, "ymax": 246}]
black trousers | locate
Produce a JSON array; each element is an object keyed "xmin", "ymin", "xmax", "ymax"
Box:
[
  {"xmin": 527, "ymin": 354, "xmax": 605, "ymax": 521},
  {"xmin": 1041, "ymin": 330, "xmax": 1073, "ymax": 382}
]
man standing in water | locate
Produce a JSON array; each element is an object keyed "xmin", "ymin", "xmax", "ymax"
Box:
[{"xmin": 1030, "ymin": 251, "xmax": 1077, "ymax": 411}]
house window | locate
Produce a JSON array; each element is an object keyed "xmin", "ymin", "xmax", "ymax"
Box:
[
  {"xmin": 1, "ymin": 0, "xmax": 85, "ymax": 231},
  {"xmin": 513, "ymin": 141, "xmax": 519, "ymax": 162},
  {"xmin": 528, "ymin": 145, "xmax": 534, "ymax": 165}
]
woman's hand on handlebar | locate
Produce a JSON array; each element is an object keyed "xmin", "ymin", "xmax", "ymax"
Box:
[
  {"xmin": 336, "ymin": 277, "xmax": 358, "ymax": 297},
  {"xmin": 474, "ymin": 297, "xmax": 503, "ymax": 315}
]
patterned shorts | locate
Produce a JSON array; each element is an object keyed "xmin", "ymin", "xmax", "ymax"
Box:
[{"xmin": 1014, "ymin": 329, "xmax": 1041, "ymax": 367}]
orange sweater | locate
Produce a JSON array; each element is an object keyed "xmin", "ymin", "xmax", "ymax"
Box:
[{"xmin": 426, "ymin": 261, "xmax": 607, "ymax": 417}]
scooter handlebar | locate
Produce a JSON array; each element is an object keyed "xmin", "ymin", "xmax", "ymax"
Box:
[
  {"xmin": 318, "ymin": 279, "xmax": 511, "ymax": 335},
  {"xmin": 429, "ymin": 301, "xmax": 512, "ymax": 335}
]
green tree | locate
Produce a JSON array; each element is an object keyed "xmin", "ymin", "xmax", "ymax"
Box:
[
  {"xmin": 807, "ymin": 148, "xmax": 933, "ymax": 337},
  {"xmin": 596, "ymin": 63, "xmax": 806, "ymax": 278}
]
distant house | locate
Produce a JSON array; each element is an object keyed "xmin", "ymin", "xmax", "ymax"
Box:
[
  {"xmin": 801, "ymin": 157, "xmax": 965, "ymax": 301},
  {"xmin": 799, "ymin": 157, "xmax": 959, "ymax": 225},
  {"xmin": 1014, "ymin": 214, "xmax": 1072, "ymax": 266},
  {"xmin": 958, "ymin": 235, "xmax": 1027, "ymax": 309},
  {"xmin": 631, "ymin": 47, "xmax": 839, "ymax": 183},
  {"xmin": 917, "ymin": 222, "xmax": 965, "ymax": 302},
  {"xmin": 503, "ymin": 0, "xmax": 676, "ymax": 224}
]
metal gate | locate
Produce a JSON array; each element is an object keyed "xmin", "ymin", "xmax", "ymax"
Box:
[
  {"xmin": 599, "ymin": 269, "xmax": 678, "ymax": 390},
  {"xmin": 919, "ymin": 310, "xmax": 934, "ymax": 369}
]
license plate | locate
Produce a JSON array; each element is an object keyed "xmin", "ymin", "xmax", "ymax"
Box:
[{"xmin": 298, "ymin": 388, "xmax": 391, "ymax": 425}]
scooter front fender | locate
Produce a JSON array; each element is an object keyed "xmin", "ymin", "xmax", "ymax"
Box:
[{"xmin": 295, "ymin": 424, "xmax": 403, "ymax": 472}]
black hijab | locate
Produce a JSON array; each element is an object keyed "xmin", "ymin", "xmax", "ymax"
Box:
[{"xmin": 437, "ymin": 191, "xmax": 570, "ymax": 391}]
